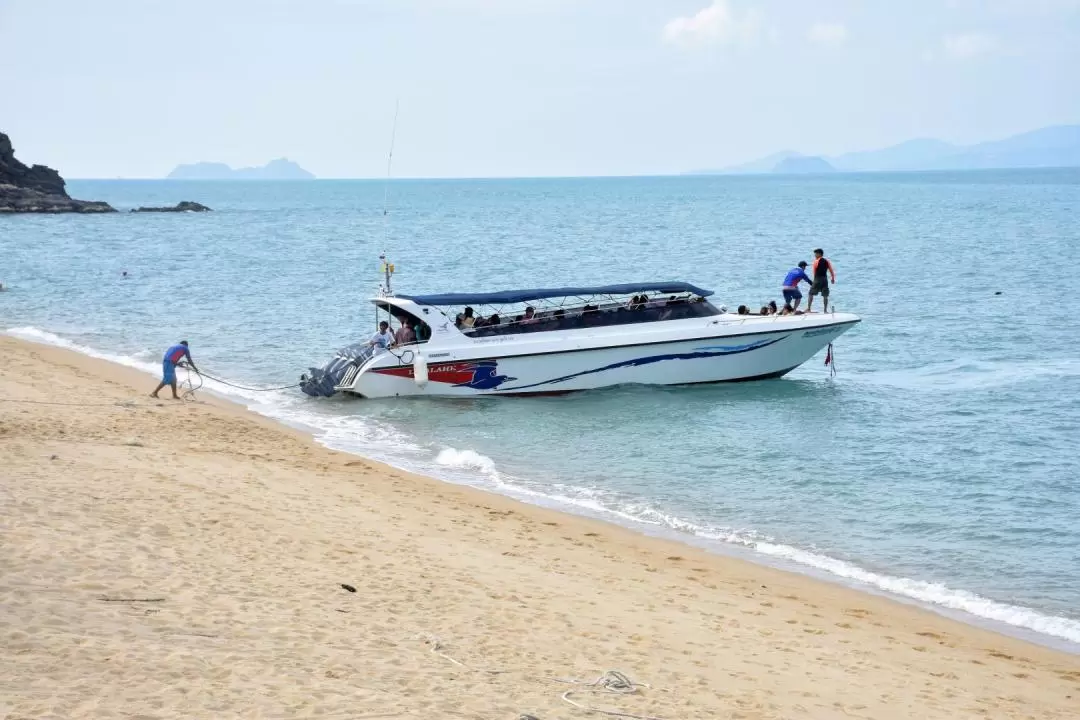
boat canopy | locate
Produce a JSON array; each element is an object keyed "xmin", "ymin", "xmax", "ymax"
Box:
[{"xmin": 396, "ymin": 282, "xmax": 713, "ymax": 307}]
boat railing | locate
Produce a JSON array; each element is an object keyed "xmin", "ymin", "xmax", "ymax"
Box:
[{"xmin": 459, "ymin": 295, "xmax": 719, "ymax": 338}]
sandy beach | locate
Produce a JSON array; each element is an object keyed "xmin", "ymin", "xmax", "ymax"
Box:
[{"xmin": 1, "ymin": 335, "xmax": 1078, "ymax": 719}]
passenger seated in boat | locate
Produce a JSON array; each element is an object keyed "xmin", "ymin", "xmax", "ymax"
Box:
[
  {"xmin": 460, "ymin": 307, "xmax": 476, "ymax": 328},
  {"xmin": 487, "ymin": 313, "xmax": 501, "ymax": 327},
  {"xmin": 767, "ymin": 300, "xmax": 778, "ymax": 315},
  {"xmin": 629, "ymin": 294, "xmax": 647, "ymax": 310},
  {"xmin": 393, "ymin": 316, "xmax": 416, "ymax": 346},
  {"xmin": 737, "ymin": 305, "xmax": 750, "ymax": 315},
  {"xmin": 780, "ymin": 301, "xmax": 794, "ymax": 316},
  {"xmin": 521, "ymin": 306, "xmax": 538, "ymax": 325}
]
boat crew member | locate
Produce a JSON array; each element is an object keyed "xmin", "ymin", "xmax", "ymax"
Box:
[
  {"xmin": 367, "ymin": 321, "xmax": 394, "ymax": 351},
  {"xmin": 807, "ymin": 248, "xmax": 836, "ymax": 313},
  {"xmin": 781, "ymin": 261, "xmax": 811, "ymax": 311},
  {"xmin": 151, "ymin": 340, "xmax": 197, "ymax": 400}
]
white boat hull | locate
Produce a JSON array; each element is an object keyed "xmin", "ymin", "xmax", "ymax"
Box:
[{"xmin": 341, "ymin": 314, "xmax": 859, "ymax": 398}]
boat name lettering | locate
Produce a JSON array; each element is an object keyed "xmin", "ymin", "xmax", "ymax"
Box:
[
  {"xmin": 802, "ymin": 327, "xmax": 836, "ymax": 338},
  {"xmin": 428, "ymin": 352, "xmax": 451, "ymax": 358}
]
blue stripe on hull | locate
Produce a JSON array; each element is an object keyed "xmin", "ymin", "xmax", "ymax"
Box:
[{"xmin": 498, "ymin": 336, "xmax": 787, "ymax": 391}]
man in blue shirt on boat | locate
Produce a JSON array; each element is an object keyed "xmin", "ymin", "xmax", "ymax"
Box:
[
  {"xmin": 151, "ymin": 340, "xmax": 197, "ymax": 400},
  {"xmin": 782, "ymin": 261, "xmax": 812, "ymax": 312}
]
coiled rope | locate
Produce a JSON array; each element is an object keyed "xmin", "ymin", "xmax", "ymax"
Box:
[{"xmin": 417, "ymin": 634, "xmax": 663, "ymax": 720}]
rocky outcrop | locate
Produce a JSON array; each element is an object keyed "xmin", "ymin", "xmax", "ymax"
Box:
[
  {"xmin": 130, "ymin": 201, "xmax": 212, "ymax": 213},
  {"xmin": 0, "ymin": 131, "xmax": 117, "ymax": 213}
]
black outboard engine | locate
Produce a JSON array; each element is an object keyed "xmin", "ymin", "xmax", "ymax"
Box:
[{"xmin": 300, "ymin": 343, "xmax": 374, "ymax": 397}]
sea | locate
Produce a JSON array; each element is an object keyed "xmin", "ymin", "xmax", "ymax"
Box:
[{"xmin": 2, "ymin": 170, "xmax": 1078, "ymax": 651}]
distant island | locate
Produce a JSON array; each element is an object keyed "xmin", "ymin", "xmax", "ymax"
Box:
[
  {"xmin": 689, "ymin": 124, "xmax": 1080, "ymax": 175},
  {"xmin": 167, "ymin": 158, "xmax": 315, "ymax": 180},
  {"xmin": 773, "ymin": 156, "xmax": 835, "ymax": 174}
]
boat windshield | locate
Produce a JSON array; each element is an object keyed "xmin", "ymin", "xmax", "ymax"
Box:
[{"xmin": 448, "ymin": 292, "xmax": 720, "ymax": 337}]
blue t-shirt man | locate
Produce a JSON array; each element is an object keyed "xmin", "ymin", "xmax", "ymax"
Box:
[
  {"xmin": 152, "ymin": 340, "xmax": 197, "ymax": 399},
  {"xmin": 781, "ymin": 261, "xmax": 812, "ymax": 310}
]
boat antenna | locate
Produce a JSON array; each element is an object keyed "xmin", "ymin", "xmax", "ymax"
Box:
[{"xmin": 379, "ymin": 100, "xmax": 400, "ymax": 296}]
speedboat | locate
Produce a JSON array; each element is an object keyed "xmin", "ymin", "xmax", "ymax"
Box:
[{"xmin": 300, "ymin": 273, "xmax": 860, "ymax": 399}]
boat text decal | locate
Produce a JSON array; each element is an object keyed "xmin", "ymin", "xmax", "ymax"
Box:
[{"xmin": 372, "ymin": 360, "xmax": 517, "ymax": 390}]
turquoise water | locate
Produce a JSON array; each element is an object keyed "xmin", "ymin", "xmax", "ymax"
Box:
[{"xmin": 2, "ymin": 171, "xmax": 1078, "ymax": 648}]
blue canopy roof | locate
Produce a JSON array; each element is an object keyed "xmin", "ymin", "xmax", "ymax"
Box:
[{"xmin": 396, "ymin": 282, "xmax": 713, "ymax": 307}]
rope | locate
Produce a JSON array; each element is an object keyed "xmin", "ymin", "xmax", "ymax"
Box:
[
  {"xmin": 185, "ymin": 366, "xmax": 301, "ymax": 393},
  {"xmin": 417, "ymin": 634, "xmax": 507, "ymax": 675},
  {"xmin": 0, "ymin": 398, "xmax": 144, "ymax": 408},
  {"xmin": 554, "ymin": 672, "xmax": 662, "ymax": 720},
  {"xmin": 416, "ymin": 635, "xmax": 662, "ymax": 720}
]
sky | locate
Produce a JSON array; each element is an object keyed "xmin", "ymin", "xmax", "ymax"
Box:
[{"xmin": 1, "ymin": 0, "xmax": 1078, "ymax": 178}]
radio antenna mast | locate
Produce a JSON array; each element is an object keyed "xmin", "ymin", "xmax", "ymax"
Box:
[{"xmin": 379, "ymin": 100, "xmax": 400, "ymax": 296}]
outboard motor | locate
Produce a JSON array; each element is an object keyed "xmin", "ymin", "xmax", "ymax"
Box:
[{"xmin": 300, "ymin": 343, "xmax": 374, "ymax": 397}]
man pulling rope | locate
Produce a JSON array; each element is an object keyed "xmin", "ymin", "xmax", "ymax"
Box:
[{"xmin": 151, "ymin": 340, "xmax": 198, "ymax": 400}]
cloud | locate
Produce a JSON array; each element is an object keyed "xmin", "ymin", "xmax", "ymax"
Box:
[
  {"xmin": 942, "ymin": 32, "xmax": 998, "ymax": 59},
  {"xmin": 662, "ymin": 1, "xmax": 763, "ymax": 48},
  {"xmin": 806, "ymin": 22, "xmax": 847, "ymax": 46}
]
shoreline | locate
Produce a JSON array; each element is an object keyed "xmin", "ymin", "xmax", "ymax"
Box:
[
  {"xmin": 3, "ymin": 334, "xmax": 1080, "ymax": 718},
  {"xmin": 8, "ymin": 326, "xmax": 1080, "ymax": 653}
]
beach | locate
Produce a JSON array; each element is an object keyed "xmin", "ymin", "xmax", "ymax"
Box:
[{"xmin": 2, "ymin": 334, "xmax": 1079, "ymax": 720}]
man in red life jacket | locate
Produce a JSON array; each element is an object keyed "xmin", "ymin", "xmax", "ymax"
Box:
[
  {"xmin": 151, "ymin": 340, "xmax": 197, "ymax": 399},
  {"xmin": 806, "ymin": 248, "xmax": 837, "ymax": 313}
]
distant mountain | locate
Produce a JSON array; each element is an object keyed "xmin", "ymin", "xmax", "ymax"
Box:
[
  {"xmin": 831, "ymin": 138, "xmax": 958, "ymax": 172},
  {"xmin": 167, "ymin": 158, "xmax": 315, "ymax": 180},
  {"xmin": 924, "ymin": 125, "xmax": 1080, "ymax": 170},
  {"xmin": 773, "ymin": 155, "xmax": 835, "ymax": 174},
  {"xmin": 700, "ymin": 125, "xmax": 1080, "ymax": 174},
  {"xmin": 686, "ymin": 150, "xmax": 800, "ymax": 175}
]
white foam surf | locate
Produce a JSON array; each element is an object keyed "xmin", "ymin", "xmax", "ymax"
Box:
[
  {"xmin": 435, "ymin": 448, "xmax": 499, "ymax": 477},
  {"xmin": 7, "ymin": 324, "xmax": 1080, "ymax": 648}
]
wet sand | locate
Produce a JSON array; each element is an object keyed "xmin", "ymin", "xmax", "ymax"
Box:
[{"xmin": 2, "ymin": 334, "xmax": 1078, "ymax": 719}]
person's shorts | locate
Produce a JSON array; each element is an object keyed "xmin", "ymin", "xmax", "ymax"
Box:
[
  {"xmin": 162, "ymin": 361, "xmax": 176, "ymax": 384},
  {"xmin": 809, "ymin": 282, "xmax": 830, "ymax": 298},
  {"xmin": 782, "ymin": 288, "xmax": 802, "ymax": 304}
]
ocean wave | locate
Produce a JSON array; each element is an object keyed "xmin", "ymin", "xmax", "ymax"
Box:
[
  {"xmin": 6, "ymin": 326, "xmax": 160, "ymax": 376},
  {"xmin": 7, "ymin": 324, "xmax": 1080, "ymax": 648},
  {"xmin": 747, "ymin": 541, "xmax": 1080, "ymax": 644},
  {"xmin": 435, "ymin": 448, "xmax": 499, "ymax": 477}
]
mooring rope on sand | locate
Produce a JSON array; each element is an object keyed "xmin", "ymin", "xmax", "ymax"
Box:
[
  {"xmin": 0, "ymin": 398, "xmax": 148, "ymax": 408},
  {"xmin": 416, "ymin": 634, "xmax": 664, "ymax": 720}
]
